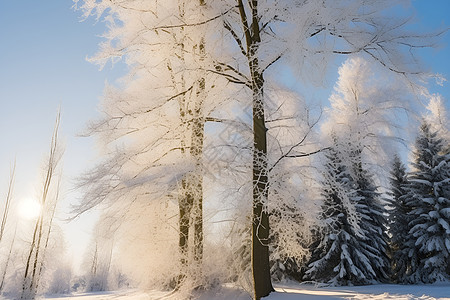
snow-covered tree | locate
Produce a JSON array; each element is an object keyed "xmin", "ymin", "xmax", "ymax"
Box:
[
  {"xmin": 72, "ymin": 1, "xmax": 225, "ymax": 291},
  {"xmin": 386, "ymin": 154, "xmax": 410, "ymax": 282},
  {"xmin": 304, "ymin": 139, "xmax": 364, "ymax": 285},
  {"xmin": 321, "ymin": 57, "xmax": 413, "ymax": 179},
  {"xmin": 0, "ymin": 161, "xmax": 15, "ymax": 244},
  {"xmin": 305, "ymin": 134, "xmax": 388, "ymax": 285},
  {"xmin": 425, "ymin": 94, "xmax": 449, "ymax": 141},
  {"xmin": 0, "ymin": 161, "xmax": 16, "ymax": 294},
  {"xmin": 209, "ymin": 2, "xmax": 437, "ymax": 295},
  {"xmin": 74, "ymin": 0, "xmax": 442, "ymax": 297},
  {"xmin": 350, "ymin": 144, "xmax": 389, "ymax": 282},
  {"xmin": 403, "ymin": 121, "xmax": 450, "ymax": 283},
  {"xmin": 21, "ymin": 112, "xmax": 64, "ymax": 300},
  {"xmin": 313, "ymin": 57, "xmax": 407, "ymax": 285}
]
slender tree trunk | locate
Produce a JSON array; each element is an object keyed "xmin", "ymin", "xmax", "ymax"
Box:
[
  {"xmin": 192, "ymin": 30, "xmax": 206, "ymax": 264},
  {"xmin": 21, "ymin": 214, "xmax": 41, "ymax": 299},
  {"xmin": 175, "ymin": 2, "xmax": 192, "ymax": 284},
  {"xmin": 21, "ymin": 112, "xmax": 61, "ymax": 300},
  {"xmin": 0, "ymin": 225, "xmax": 17, "ymax": 293},
  {"xmin": 35, "ymin": 177, "xmax": 60, "ymax": 293},
  {"xmin": 175, "ymin": 0, "xmax": 206, "ymax": 285},
  {"xmin": 178, "ymin": 181, "xmax": 193, "ymax": 273},
  {"xmin": 91, "ymin": 243, "xmax": 98, "ymax": 278},
  {"xmin": 0, "ymin": 160, "xmax": 15, "ymax": 243},
  {"xmin": 29, "ymin": 213, "xmax": 45, "ymax": 296},
  {"xmin": 237, "ymin": 0, "xmax": 274, "ymax": 298}
]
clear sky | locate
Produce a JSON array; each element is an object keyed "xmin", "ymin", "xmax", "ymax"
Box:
[
  {"xmin": 0, "ymin": 0, "xmax": 449, "ymax": 273},
  {"xmin": 0, "ymin": 0, "xmax": 126, "ymax": 271}
]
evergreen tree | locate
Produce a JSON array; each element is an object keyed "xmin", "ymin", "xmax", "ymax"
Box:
[
  {"xmin": 350, "ymin": 146, "xmax": 390, "ymax": 283},
  {"xmin": 404, "ymin": 121, "xmax": 450, "ymax": 283},
  {"xmin": 305, "ymin": 141, "xmax": 378, "ymax": 285},
  {"xmin": 386, "ymin": 154, "xmax": 410, "ymax": 282}
]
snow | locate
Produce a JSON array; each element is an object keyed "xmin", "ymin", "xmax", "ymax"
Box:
[{"xmin": 25, "ymin": 283, "xmax": 450, "ymax": 300}]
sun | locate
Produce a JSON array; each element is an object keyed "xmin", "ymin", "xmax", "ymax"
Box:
[{"xmin": 18, "ymin": 198, "xmax": 41, "ymax": 220}]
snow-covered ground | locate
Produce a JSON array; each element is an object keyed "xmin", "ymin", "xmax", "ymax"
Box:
[{"xmin": 36, "ymin": 283, "xmax": 450, "ymax": 300}]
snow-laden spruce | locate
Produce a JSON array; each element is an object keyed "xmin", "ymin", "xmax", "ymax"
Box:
[
  {"xmin": 386, "ymin": 154, "xmax": 410, "ymax": 283},
  {"xmin": 350, "ymin": 144, "xmax": 390, "ymax": 283},
  {"xmin": 403, "ymin": 121, "xmax": 450, "ymax": 283},
  {"xmin": 304, "ymin": 134, "xmax": 389, "ymax": 285}
]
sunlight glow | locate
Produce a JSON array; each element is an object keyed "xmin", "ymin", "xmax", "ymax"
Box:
[{"xmin": 18, "ymin": 198, "xmax": 41, "ymax": 220}]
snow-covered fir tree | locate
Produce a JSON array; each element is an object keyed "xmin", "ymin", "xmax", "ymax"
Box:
[
  {"xmin": 304, "ymin": 136, "xmax": 388, "ymax": 285},
  {"xmin": 404, "ymin": 121, "xmax": 450, "ymax": 283},
  {"xmin": 305, "ymin": 141, "xmax": 362, "ymax": 285},
  {"xmin": 386, "ymin": 154, "xmax": 411, "ymax": 283},
  {"xmin": 349, "ymin": 144, "xmax": 390, "ymax": 283}
]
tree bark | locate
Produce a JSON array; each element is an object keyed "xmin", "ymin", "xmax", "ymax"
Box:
[
  {"xmin": 177, "ymin": 1, "xmax": 206, "ymax": 284},
  {"xmin": 192, "ymin": 34, "xmax": 206, "ymax": 264},
  {"xmin": 237, "ymin": 0, "xmax": 274, "ymax": 298},
  {"xmin": 178, "ymin": 179, "xmax": 193, "ymax": 274},
  {"xmin": 250, "ymin": 57, "xmax": 273, "ymax": 300}
]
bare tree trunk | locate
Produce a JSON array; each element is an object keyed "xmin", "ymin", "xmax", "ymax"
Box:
[
  {"xmin": 178, "ymin": 181, "xmax": 193, "ymax": 277},
  {"xmin": 192, "ymin": 4, "xmax": 206, "ymax": 264},
  {"xmin": 21, "ymin": 208, "xmax": 42, "ymax": 299},
  {"xmin": 0, "ymin": 161, "xmax": 16, "ymax": 293},
  {"xmin": 190, "ymin": 70, "xmax": 205, "ymax": 280},
  {"xmin": 91, "ymin": 243, "xmax": 98, "ymax": 279},
  {"xmin": 173, "ymin": 2, "xmax": 193, "ymax": 285},
  {"xmin": 35, "ymin": 177, "xmax": 61, "ymax": 293},
  {"xmin": 237, "ymin": 0, "xmax": 274, "ymax": 298},
  {"xmin": 0, "ymin": 224, "xmax": 17, "ymax": 293},
  {"xmin": 21, "ymin": 111, "xmax": 62, "ymax": 300},
  {"xmin": 250, "ymin": 80, "xmax": 272, "ymax": 299},
  {"xmin": 174, "ymin": 0, "xmax": 206, "ymax": 285},
  {"xmin": 28, "ymin": 212, "xmax": 46, "ymax": 296},
  {"xmin": 0, "ymin": 160, "xmax": 15, "ymax": 243}
]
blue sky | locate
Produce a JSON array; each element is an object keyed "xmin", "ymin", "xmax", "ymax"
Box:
[
  {"xmin": 0, "ymin": 1, "xmax": 449, "ymax": 272},
  {"xmin": 0, "ymin": 0, "xmax": 126, "ymax": 270},
  {"xmin": 412, "ymin": 0, "xmax": 450, "ymax": 99}
]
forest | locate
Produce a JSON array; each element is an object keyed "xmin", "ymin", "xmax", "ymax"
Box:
[{"xmin": 0, "ymin": 1, "xmax": 449, "ymax": 300}]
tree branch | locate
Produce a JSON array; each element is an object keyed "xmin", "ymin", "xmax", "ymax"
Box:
[
  {"xmin": 223, "ymin": 20, "xmax": 248, "ymax": 57},
  {"xmin": 144, "ymin": 6, "xmax": 237, "ymax": 31}
]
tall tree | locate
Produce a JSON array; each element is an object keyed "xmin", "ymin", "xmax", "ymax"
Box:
[
  {"xmin": 0, "ymin": 161, "xmax": 15, "ymax": 243},
  {"xmin": 21, "ymin": 112, "xmax": 64, "ymax": 299},
  {"xmin": 349, "ymin": 144, "xmax": 389, "ymax": 282},
  {"xmin": 75, "ymin": 1, "xmax": 441, "ymax": 297},
  {"xmin": 403, "ymin": 121, "xmax": 450, "ymax": 283},
  {"xmin": 305, "ymin": 134, "xmax": 388, "ymax": 285},
  {"xmin": 0, "ymin": 225, "xmax": 17, "ymax": 293},
  {"xmin": 425, "ymin": 94, "xmax": 449, "ymax": 141},
  {"xmin": 216, "ymin": 2, "xmax": 437, "ymax": 296},
  {"xmin": 73, "ymin": 1, "xmax": 217, "ymax": 289},
  {"xmin": 312, "ymin": 57, "xmax": 413, "ymax": 285},
  {"xmin": 304, "ymin": 140, "xmax": 367, "ymax": 285},
  {"xmin": 386, "ymin": 154, "xmax": 410, "ymax": 282}
]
